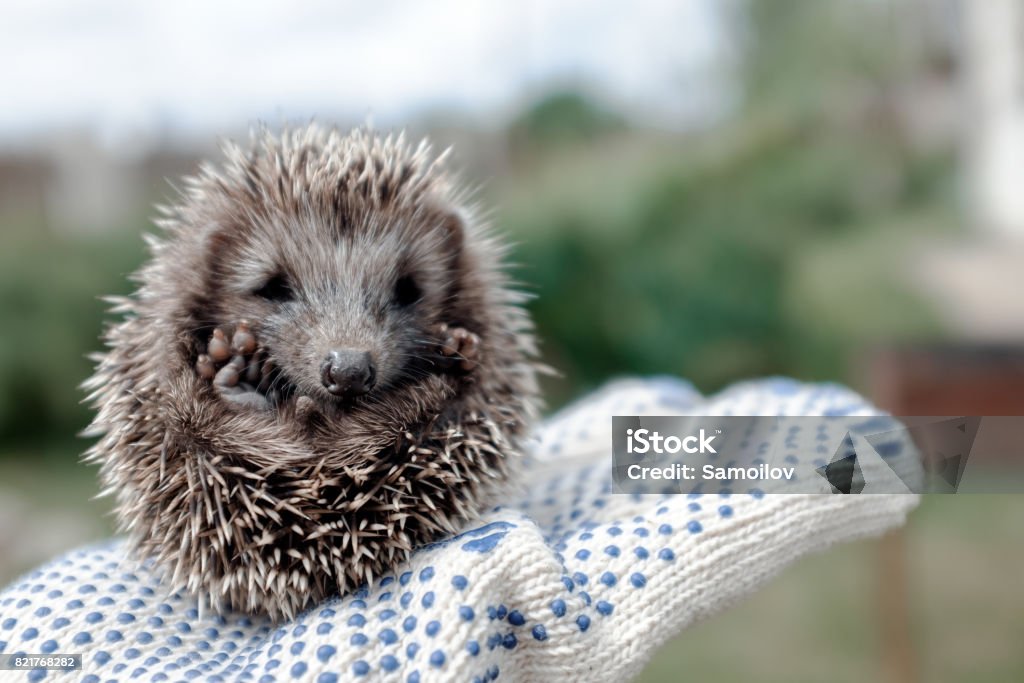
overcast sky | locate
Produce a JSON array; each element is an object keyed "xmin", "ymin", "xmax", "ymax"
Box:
[{"xmin": 0, "ymin": 0, "xmax": 732, "ymax": 148}]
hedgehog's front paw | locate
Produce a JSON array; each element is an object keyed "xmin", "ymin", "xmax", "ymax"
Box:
[
  {"xmin": 436, "ymin": 323, "xmax": 481, "ymax": 372},
  {"xmin": 195, "ymin": 322, "xmax": 273, "ymax": 410}
]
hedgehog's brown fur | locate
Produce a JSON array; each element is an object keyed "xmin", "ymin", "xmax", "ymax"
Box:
[{"xmin": 82, "ymin": 125, "xmax": 541, "ymax": 620}]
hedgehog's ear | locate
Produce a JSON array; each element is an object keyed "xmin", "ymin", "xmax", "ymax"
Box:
[{"xmin": 434, "ymin": 207, "xmax": 465, "ymax": 257}]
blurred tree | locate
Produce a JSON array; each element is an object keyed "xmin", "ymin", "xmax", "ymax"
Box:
[
  {"xmin": 0, "ymin": 230, "xmax": 144, "ymax": 450},
  {"xmin": 507, "ymin": 90, "xmax": 625, "ymax": 151},
  {"xmin": 501, "ymin": 0, "xmax": 956, "ymax": 406}
]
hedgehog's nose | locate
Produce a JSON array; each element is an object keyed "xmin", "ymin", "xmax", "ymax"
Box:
[{"xmin": 321, "ymin": 349, "xmax": 376, "ymax": 397}]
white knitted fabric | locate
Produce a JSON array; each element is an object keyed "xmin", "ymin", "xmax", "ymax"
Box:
[{"xmin": 0, "ymin": 377, "xmax": 919, "ymax": 683}]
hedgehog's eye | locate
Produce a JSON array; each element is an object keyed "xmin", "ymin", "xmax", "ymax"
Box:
[
  {"xmin": 393, "ymin": 275, "xmax": 422, "ymax": 307},
  {"xmin": 254, "ymin": 273, "xmax": 294, "ymax": 302}
]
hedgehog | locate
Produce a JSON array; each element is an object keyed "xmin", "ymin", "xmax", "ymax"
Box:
[{"xmin": 82, "ymin": 125, "xmax": 542, "ymax": 620}]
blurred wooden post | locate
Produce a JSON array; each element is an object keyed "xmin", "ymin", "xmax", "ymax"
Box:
[
  {"xmin": 868, "ymin": 347, "xmax": 922, "ymax": 683},
  {"xmin": 876, "ymin": 529, "xmax": 917, "ymax": 683}
]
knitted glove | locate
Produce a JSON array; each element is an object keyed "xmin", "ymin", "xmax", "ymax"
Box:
[{"xmin": 0, "ymin": 377, "xmax": 919, "ymax": 683}]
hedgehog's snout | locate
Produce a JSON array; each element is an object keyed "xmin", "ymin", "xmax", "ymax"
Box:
[{"xmin": 321, "ymin": 349, "xmax": 376, "ymax": 397}]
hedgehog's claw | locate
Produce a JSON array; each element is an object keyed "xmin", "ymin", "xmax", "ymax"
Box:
[
  {"xmin": 232, "ymin": 320, "xmax": 257, "ymax": 355},
  {"xmin": 208, "ymin": 328, "xmax": 231, "ymax": 363},
  {"xmin": 213, "ymin": 355, "xmax": 245, "ymax": 389},
  {"xmin": 197, "ymin": 323, "xmax": 274, "ymax": 411},
  {"xmin": 195, "ymin": 354, "xmax": 216, "ymax": 380},
  {"xmin": 436, "ymin": 324, "xmax": 481, "ymax": 372},
  {"xmin": 294, "ymin": 395, "xmax": 320, "ymax": 422}
]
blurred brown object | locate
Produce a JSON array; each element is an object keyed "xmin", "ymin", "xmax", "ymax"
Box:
[{"xmin": 870, "ymin": 344, "xmax": 1024, "ymax": 416}]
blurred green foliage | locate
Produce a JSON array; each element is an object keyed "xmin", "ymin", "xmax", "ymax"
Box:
[
  {"xmin": 508, "ymin": 90, "xmax": 626, "ymax": 150},
  {"xmin": 502, "ymin": 0, "xmax": 956, "ymax": 406},
  {"xmin": 506, "ymin": 120, "xmax": 951, "ymax": 406},
  {"xmin": 0, "ymin": 227, "xmax": 145, "ymax": 447}
]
